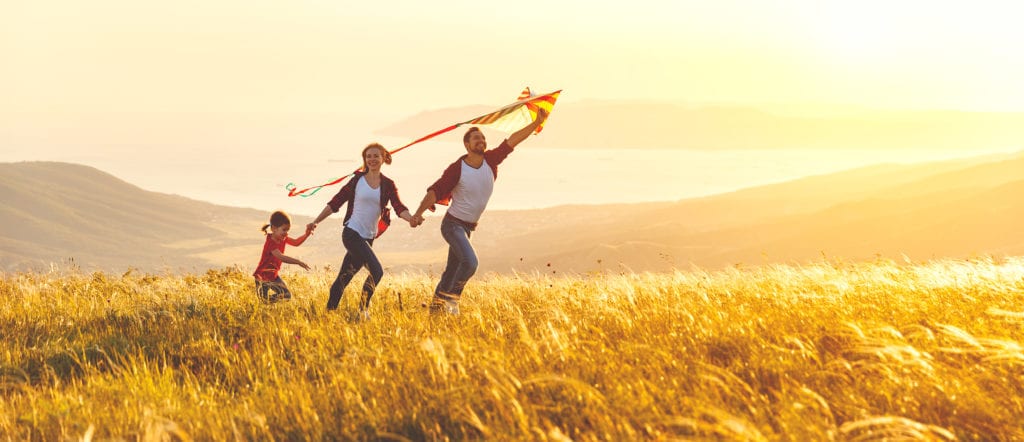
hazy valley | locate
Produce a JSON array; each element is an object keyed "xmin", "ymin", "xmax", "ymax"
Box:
[{"xmin": 3, "ymin": 150, "xmax": 1023, "ymax": 274}]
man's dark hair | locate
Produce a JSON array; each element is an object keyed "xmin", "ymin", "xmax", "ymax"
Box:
[{"xmin": 463, "ymin": 127, "xmax": 482, "ymax": 144}]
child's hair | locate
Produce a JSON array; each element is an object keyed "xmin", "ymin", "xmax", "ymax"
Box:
[{"xmin": 261, "ymin": 210, "xmax": 291, "ymax": 234}]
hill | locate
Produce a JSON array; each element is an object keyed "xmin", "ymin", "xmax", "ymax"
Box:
[
  {"xmin": 0, "ymin": 162, "xmax": 268, "ymax": 272},
  {"xmin": 475, "ymin": 151, "xmax": 1024, "ymax": 272},
  {"xmin": 0, "ymin": 161, "xmax": 469, "ymax": 273},
  {"xmin": 5, "ymin": 151, "xmax": 1024, "ymax": 275},
  {"xmin": 376, "ymin": 100, "xmax": 1024, "ymax": 151},
  {"xmin": 0, "ymin": 161, "xmax": 503, "ymax": 273}
]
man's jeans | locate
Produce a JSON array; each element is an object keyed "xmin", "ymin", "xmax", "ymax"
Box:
[{"xmin": 435, "ymin": 215, "xmax": 478, "ymax": 298}]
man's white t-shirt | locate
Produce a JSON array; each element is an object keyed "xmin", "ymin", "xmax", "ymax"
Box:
[{"xmin": 446, "ymin": 159, "xmax": 495, "ymax": 223}]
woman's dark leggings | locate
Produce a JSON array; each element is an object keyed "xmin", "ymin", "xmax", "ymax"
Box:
[{"xmin": 326, "ymin": 227, "xmax": 383, "ymax": 310}]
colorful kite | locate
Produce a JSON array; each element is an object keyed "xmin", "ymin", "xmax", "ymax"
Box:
[{"xmin": 286, "ymin": 87, "xmax": 561, "ymax": 198}]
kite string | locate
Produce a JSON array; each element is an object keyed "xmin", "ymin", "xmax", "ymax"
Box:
[
  {"xmin": 287, "ymin": 123, "xmax": 463, "ymax": 197},
  {"xmin": 387, "ymin": 123, "xmax": 461, "ymax": 156}
]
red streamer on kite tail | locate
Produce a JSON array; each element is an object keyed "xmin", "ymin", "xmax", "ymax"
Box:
[{"xmin": 286, "ymin": 173, "xmax": 356, "ymax": 197}]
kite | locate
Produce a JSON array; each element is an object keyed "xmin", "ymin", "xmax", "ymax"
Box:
[{"xmin": 285, "ymin": 87, "xmax": 561, "ymax": 198}]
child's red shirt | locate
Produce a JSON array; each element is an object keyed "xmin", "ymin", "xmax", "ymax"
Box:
[{"xmin": 253, "ymin": 235, "xmax": 286, "ymax": 281}]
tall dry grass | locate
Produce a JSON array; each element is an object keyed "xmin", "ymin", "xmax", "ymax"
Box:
[{"xmin": 2, "ymin": 257, "xmax": 1024, "ymax": 440}]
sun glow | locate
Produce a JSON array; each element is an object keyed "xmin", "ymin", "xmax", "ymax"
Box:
[
  {"xmin": 811, "ymin": 1, "xmax": 1024, "ymax": 65},
  {"xmin": 811, "ymin": 3, "xmax": 928, "ymax": 65}
]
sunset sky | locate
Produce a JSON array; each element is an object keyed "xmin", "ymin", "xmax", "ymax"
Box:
[
  {"xmin": 4, "ymin": 0, "xmax": 1024, "ymax": 119},
  {"xmin": 3, "ymin": 0, "xmax": 1024, "ymax": 215}
]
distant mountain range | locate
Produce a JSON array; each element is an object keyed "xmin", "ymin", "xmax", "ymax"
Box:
[
  {"xmin": 3, "ymin": 152, "xmax": 1024, "ymax": 274},
  {"xmin": 0, "ymin": 162, "xmax": 267, "ymax": 272},
  {"xmin": 469, "ymin": 151, "xmax": 1024, "ymax": 272},
  {"xmin": 376, "ymin": 101, "xmax": 1024, "ymax": 151}
]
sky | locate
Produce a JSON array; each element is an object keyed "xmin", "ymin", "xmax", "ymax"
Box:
[
  {"xmin": 3, "ymin": 0, "xmax": 1024, "ymax": 213},
  {"xmin": 4, "ymin": 0, "xmax": 1024, "ymax": 119}
]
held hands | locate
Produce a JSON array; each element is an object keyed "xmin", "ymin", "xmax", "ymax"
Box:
[
  {"xmin": 305, "ymin": 223, "xmax": 317, "ymax": 235},
  {"xmin": 408, "ymin": 214, "xmax": 425, "ymax": 228}
]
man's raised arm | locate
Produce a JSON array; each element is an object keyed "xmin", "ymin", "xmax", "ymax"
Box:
[{"xmin": 506, "ymin": 108, "xmax": 550, "ymax": 148}]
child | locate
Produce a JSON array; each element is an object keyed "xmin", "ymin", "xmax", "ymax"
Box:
[{"xmin": 253, "ymin": 210, "xmax": 312, "ymax": 303}]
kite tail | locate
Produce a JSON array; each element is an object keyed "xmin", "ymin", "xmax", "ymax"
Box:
[{"xmin": 287, "ymin": 173, "xmax": 356, "ymax": 198}]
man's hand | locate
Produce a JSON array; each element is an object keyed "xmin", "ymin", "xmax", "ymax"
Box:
[
  {"xmin": 534, "ymin": 107, "xmax": 549, "ymax": 125},
  {"xmin": 508, "ymin": 108, "xmax": 551, "ymax": 148}
]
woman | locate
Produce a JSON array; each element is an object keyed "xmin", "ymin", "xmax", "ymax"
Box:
[{"xmin": 307, "ymin": 143, "xmax": 418, "ymax": 319}]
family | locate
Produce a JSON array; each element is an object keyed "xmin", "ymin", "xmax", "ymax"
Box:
[{"xmin": 251, "ymin": 108, "xmax": 551, "ymax": 318}]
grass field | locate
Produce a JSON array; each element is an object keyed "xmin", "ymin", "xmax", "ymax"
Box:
[{"xmin": 2, "ymin": 258, "xmax": 1024, "ymax": 440}]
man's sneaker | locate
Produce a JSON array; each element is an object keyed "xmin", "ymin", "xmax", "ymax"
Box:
[{"xmin": 429, "ymin": 292, "xmax": 461, "ymax": 316}]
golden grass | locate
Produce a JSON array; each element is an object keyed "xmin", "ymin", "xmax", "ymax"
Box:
[{"xmin": 2, "ymin": 257, "xmax": 1024, "ymax": 440}]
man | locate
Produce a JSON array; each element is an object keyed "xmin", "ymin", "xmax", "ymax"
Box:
[{"xmin": 412, "ymin": 108, "xmax": 550, "ymax": 314}]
